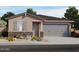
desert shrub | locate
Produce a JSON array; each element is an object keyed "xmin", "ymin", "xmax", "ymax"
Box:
[
  {"xmin": 31, "ymin": 36, "xmax": 41, "ymax": 41},
  {"xmin": 7, "ymin": 37, "xmax": 16, "ymax": 42}
]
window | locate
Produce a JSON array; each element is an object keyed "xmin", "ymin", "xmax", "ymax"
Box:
[
  {"xmin": 14, "ymin": 21, "xmax": 25, "ymax": 32},
  {"xmin": 17, "ymin": 21, "xmax": 23, "ymax": 31}
]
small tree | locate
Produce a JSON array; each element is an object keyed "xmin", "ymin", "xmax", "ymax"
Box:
[
  {"xmin": 64, "ymin": 6, "xmax": 78, "ymax": 20},
  {"xmin": 1, "ymin": 12, "xmax": 15, "ymax": 27},
  {"xmin": 26, "ymin": 8, "xmax": 36, "ymax": 15},
  {"xmin": 0, "ymin": 20, "xmax": 7, "ymax": 27},
  {"xmin": 64, "ymin": 6, "xmax": 79, "ymax": 31},
  {"xmin": 74, "ymin": 15, "xmax": 79, "ymax": 30}
]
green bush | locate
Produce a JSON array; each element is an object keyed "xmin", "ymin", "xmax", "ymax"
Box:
[
  {"xmin": 7, "ymin": 37, "xmax": 16, "ymax": 42},
  {"xmin": 31, "ymin": 36, "xmax": 41, "ymax": 41}
]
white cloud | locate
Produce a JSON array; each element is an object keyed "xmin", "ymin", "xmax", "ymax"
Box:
[
  {"xmin": 37, "ymin": 8, "xmax": 67, "ymax": 18},
  {"xmin": 37, "ymin": 6, "xmax": 79, "ymax": 18}
]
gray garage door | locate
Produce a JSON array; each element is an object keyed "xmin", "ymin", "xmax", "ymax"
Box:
[{"xmin": 43, "ymin": 24, "xmax": 69, "ymax": 37}]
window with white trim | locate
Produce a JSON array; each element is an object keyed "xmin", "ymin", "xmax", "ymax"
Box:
[{"xmin": 14, "ymin": 20, "xmax": 25, "ymax": 32}]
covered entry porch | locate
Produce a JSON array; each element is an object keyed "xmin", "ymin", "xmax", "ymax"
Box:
[{"xmin": 32, "ymin": 20, "xmax": 43, "ymax": 37}]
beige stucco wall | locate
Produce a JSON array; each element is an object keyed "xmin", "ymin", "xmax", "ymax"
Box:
[
  {"xmin": 8, "ymin": 16, "xmax": 23, "ymax": 32},
  {"xmin": 68, "ymin": 23, "xmax": 71, "ymax": 36},
  {"xmin": 8, "ymin": 15, "xmax": 43, "ymax": 32}
]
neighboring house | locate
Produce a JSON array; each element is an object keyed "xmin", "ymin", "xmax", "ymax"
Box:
[{"xmin": 8, "ymin": 12, "xmax": 74, "ymax": 38}]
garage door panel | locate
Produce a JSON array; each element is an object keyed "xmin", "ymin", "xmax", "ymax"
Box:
[{"xmin": 43, "ymin": 24, "xmax": 69, "ymax": 37}]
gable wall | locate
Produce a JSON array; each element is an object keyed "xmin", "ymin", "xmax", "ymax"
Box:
[{"xmin": 8, "ymin": 16, "xmax": 32, "ymax": 32}]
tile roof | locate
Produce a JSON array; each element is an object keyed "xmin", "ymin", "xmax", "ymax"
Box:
[
  {"xmin": 36, "ymin": 14, "xmax": 62, "ymax": 20},
  {"xmin": 7, "ymin": 12, "xmax": 74, "ymax": 23},
  {"xmin": 7, "ymin": 13, "xmax": 45, "ymax": 20}
]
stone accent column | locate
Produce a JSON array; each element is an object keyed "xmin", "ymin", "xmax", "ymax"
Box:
[{"xmin": 40, "ymin": 31, "xmax": 43, "ymax": 37}]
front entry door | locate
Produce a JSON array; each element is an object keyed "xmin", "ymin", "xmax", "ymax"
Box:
[{"xmin": 33, "ymin": 22, "xmax": 40, "ymax": 37}]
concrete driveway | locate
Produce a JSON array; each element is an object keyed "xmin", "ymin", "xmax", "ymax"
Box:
[{"xmin": 43, "ymin": 36, "xmax": 79, "ymax": 44}]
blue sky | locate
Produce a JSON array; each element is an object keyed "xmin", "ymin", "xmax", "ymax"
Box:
[{"xmin": 0, "ymin": 6, "xmax": 79, "ymax": 18}]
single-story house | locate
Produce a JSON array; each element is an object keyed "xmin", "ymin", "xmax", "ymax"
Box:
[{"xmin": 7, "ymin": 12, "xmax": 74, "ymax": 38}]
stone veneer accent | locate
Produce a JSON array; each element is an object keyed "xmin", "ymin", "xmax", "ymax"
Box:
[
  {"xmin": 8, "ymin": 32, "xmax": 33, "ymax": 38},
  {"xmin": 8, "ymin": 32, "xmax": 43, "ymax": 38},
  {"xmin": 40, "ymin": 31, "xmax": 43, "ymax": 37}
]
